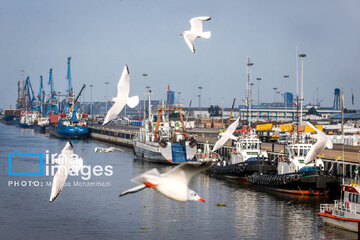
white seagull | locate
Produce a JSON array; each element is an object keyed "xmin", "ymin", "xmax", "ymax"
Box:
[
  {"xmin": 180, "ymin": 16, "xmax": 211, "ymax": 53},
  {"xmin": 304, "ymin": 121, "xmax": 333, "ymax": 165},
  {"xmin": 120, "ymin": 161, "xmax": 213, "ymax": 202},
  {"xmin": 212, "ymin": 117, "xmax": 240, "ymax": 152},
  {"xmin": 103, "ymin": 65, "xmax": 139, "ymax": 125},
  {"xmin": 95, "ymin": 146, "xmax": 124, "ymax": 153},
  {"xmin": 50, "ymin": 141, "xmax": 83, "ymax": 202}
]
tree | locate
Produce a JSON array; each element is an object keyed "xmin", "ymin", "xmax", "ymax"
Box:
[
  {"xmin": 307, "ymin": 107, "xmax": 319, "ymax": 116},
  {"xmin": 208, "ymin": 105, "xmax": 222, "ymax": 117}
]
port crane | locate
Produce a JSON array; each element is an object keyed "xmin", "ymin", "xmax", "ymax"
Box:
[
  {"xmin": 23, "ymin": 76, "xmax": 36, "ymax": 111},
  {"xmin": 63, "ymin": 57, "xmax": 78, "ymax": 117},
  {"xmin": 45, "ymin": 68, "xmax": 59, "ymax": 115}
]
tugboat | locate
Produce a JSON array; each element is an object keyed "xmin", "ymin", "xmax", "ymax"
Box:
[
  {"xmin": 17, "ymin": 111, "xmax": 36, "ymax": 128},
  {"xmin": 319, "ymin": 178, "xmax": 360, "ymax": 232},
  {"xmin": 209, "ymin": 130, "xmax": 276, "ymax": 180},
  {"xmin": 133, "ymin": 87, "xmax": 197, "ymax": 164},
  {"xmin": 247, "ymin": 140, "xmax": 337, "ymax": 195}
]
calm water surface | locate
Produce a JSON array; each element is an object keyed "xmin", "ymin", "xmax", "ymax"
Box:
[{"xmin": 0, "ymin": 124, "xmax": 358, "ymax": 240}]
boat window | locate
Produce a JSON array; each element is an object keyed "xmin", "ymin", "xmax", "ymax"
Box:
[
  {"xmin": 293, "ymin": 148, "xmax": 298, "ymax": 156},
  {"xmin": 349, "ymin": 193, "xmax": 352, "ymax": 202},
  {"xmin": 303, "ymin": 149, "xmax": 308, "ymax": 156},
  {"xmin": 299, "ymin": 149, "xmax": 304, "ymax": 156},
  {"xmin": 356, "ymin": 194, "xmax": 359, "ymax": 203},
  {"xmin": 357, "ymin": 195, "xmax": 360, "ymax": 204}
]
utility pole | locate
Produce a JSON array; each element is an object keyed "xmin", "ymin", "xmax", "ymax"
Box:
[{"xmin": 299, "ymin": 53, "xmax": 306, "ymax": 124}]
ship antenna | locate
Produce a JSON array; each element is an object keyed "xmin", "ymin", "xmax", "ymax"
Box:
[{"xmin": 341, "ymin": 88, "xmax": 345, "ymax": 185}]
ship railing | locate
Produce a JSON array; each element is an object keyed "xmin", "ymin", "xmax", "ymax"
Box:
[{"xmin": 320, "ymin": 204, "xmax": 333, "ymax": 213}]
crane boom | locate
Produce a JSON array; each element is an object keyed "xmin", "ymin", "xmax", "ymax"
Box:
[{"xmin": 228, "ymin": 98, "xmax": 236, "ymax": 124}]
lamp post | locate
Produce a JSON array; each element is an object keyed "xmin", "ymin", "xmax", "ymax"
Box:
[
  {"xmin": 256, "ymin": 77, "xmax": 261, "ymax": 120},
  {"xmin": 89, "ymin": 84, "xmax": 93, "ymax": 115},
  {"xmin": 105, "ymin": 82, "xmax": 109, "ymax": 113},
  {"xmin": 273, "ymin": 87, "xmax": 278, "ymax": 105},
  {"xmin": 299, "ymin": 53, "xmax": 306, "ymax": 124},
  {"xmin": 142, "ymin": 74, "xmax": 148, "ymax": 120},
  {"xmin": 198, "ymin": 86, "xmax": 203, "ymax": 108},
  {"xmin": 284, "ymin": 75, "xmax": 289, "ymax": 121}
]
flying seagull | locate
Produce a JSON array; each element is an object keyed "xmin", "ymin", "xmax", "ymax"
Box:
[
  {"xmin": 103, "ymin": 65, "xmax": 139, "ymax": 125},
  {"xmin": 95, "ymin": 146, "xmax": 124, "ymax": 153},
  {"xmin": 50, "ymin": 141, "xmax": 83, "ymax": 202},
  {"xmin": 212, "ymin": 117, "xmax": 240, "ymax": 152},
  {"xmin": 180, "ymin": 16, "xmax": 211, "ymax": 53},
  {"xmin": 304, "ymin": 121, "xmax": 333, "ymax": 164},
  {"xmin": 120, "ymin": 161, "xmax": 213, "ymax": 202}
]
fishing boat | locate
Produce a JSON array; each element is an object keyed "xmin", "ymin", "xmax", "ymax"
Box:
[
  {"xmin": 319, "ymin": 178, "xmax": 360, "ymax": 232},
  {"xmin": 209, "ymin": 130, "xmax": 276, "ymax": 180},
  {"xmin": 133, "ymin": 87, "xmax": 197, "ymax": 164},
  {"xmin": 247, "ymin": 141, "xmax": 337, "ymax": 195}
]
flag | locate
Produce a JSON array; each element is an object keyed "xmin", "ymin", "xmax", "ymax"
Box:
[{"xmin": 354, "ymin": 167, "xmax": 359, "ymax": 176}]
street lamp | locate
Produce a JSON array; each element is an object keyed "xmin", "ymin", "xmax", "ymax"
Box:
[
  {"xmin": 273, "ymin": 87, "xmax": 278, "ymax": 104},
  {"xmin": 198, "ymin": 86, "xmax": 203, "ymax": 108},
  {"xmin": 256, "ymin": 77, "xmax": 261, "ymax": 120},
  {"xmin": 142, "ymin": 74, "xmax": 148, "ymax": 120},
  {"xmin": 299, "ymin": 53, "xmax": 306, "ymax": 124},
  {"xmin": 104, "ymin": 82, "xmax": 109, "ymax": 113},
  {"xmin": 284, "ymin": 75, "xmax": 289, "ymax": 121},
  {"xmin": 89, "ymin": 84, "xmax": 93, "ymax": 115}
]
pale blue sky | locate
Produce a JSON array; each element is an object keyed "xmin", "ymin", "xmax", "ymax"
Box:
[{"xmin": 0, "ymin": 0, "xmax": 359, "ymax": 109}]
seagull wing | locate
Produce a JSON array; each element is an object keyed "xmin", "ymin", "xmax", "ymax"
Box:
[
  {"xmin": 162, "ymin": 161, "xmax": 213, "ymax": 186},
  {"xmin": 226, "ymin": 117, "xmax": 240, "ymax": 135},
  {"xmin": 49, "ymin": 142, "xmax": 74, "ymax": 202},
  {"xmin": 212, "ymin": 134, "xmax": 229, "ymax": 152},
  {"xmin": 306, "ymin": 121, "xmax": 333, "ymax": 149},
  {"xmin": 50, "ymin": 164, "xmax": 70, "ymax": 202},
  {"xmin": 103, "ymin": 101, "xmax": 125, "ymax": 125},
  {"xmin": 117, "ymin": 65, "xmax": 130, "ymax": 99},
  {"xmin": 304, "ymin": 135, "xmax": 327, "ymax": 164},
  {"xmin": 183, "ymin": 33, "xmax": 196, "ymax": 53},
  {"xmin": 189, "ymin": 16, "xmax": 211, "ymax": 34},
  {"xmin": 119, "ymin": 184, "xmax": 146, "ymax": 197}
]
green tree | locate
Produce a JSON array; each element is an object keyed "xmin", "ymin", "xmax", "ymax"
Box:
[{"xmin": 208, "ymin": 105, "xmax": 222, "ymax": 117}]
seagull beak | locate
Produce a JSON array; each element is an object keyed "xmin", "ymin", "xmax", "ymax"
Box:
[
  {"xmin": 199, "ymin": 198, "xmax": 205, "ymax": 202},
  {"xmin": 180, "ymin": 33, "xmax": 183, "ymax": 36}
]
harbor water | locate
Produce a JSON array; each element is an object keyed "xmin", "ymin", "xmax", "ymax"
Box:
[{"xmin": 0, "ymin": 124, "xmax": 357, "ymax": 240}]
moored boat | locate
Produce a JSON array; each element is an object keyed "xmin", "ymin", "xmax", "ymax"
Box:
[
  {"xmin": 133, "ymin": 87, "xmax": 197, "ymax": 164},
  {"xmin": 319, "ymin": 179, "xmax": 360, "ymax": 232},
  {"xmin": 209, "ymin": 131, "xmax": 276, "ymax": 180},
  {"xmin": 247, "ymin": 142, "xmax": 337, "ymax": 195}
]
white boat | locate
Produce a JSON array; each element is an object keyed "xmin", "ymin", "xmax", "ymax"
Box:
[
  {"xmin": 209, "ymin": 130, "xmax": 275, "ymax": 179},
  {"xmin": 319, "ymin": 179, "xmax": 360, "ymax": 232},
  {"xmin": 230, "ymin": 130, "xmax": 268, "ymax": 164},
  {"xmin": 133, "ymin": 89, "xmax": 197, "ymax": 164}
]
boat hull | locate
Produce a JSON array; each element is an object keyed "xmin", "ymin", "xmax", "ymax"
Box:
[
  {"xmin": 134, "ymin": 141, "xmax": 197, "ymax": 165},
  {"xmin": 247, "ymin": 171, "xmax": 337, "ymax": 195},
  {"xmin": 49, "ymin": 125, "xmax": 89, "ymax": 139},
  {"xmin": 34, "ymin": 124, "xmax": 47, "ymax": 134},
  {"xmin": 319, "ymin": 213, "xmax": 360, "ymax": 233},
  {"xmin": 209, "ymin": 160, "xmax": 277, "ymax": 180}
]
